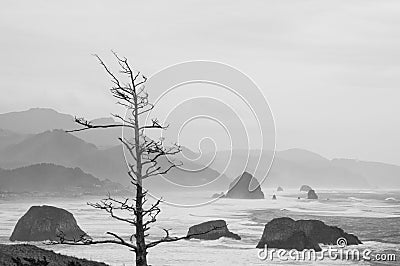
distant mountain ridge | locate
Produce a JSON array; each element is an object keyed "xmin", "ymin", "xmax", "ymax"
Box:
[
  {"xmin": 2, "ymin": 129, "xmax": 97, "ymax": 163},
  {"xmin": 0, "ymin": 129, "xmax": 128, "ymax": 184},
  {"xmin": 0, "ymin": 108, "xmax": 75, "ymax": 134},
  {"xmin": 0, "ymin": 129, "xmax": 28, "ymax": 150},
  {"xmin": 0, "ymin": 163, "xmax": 124, "ymax": 194},
  {"xmin": 0, "ymin": 129, "xmax": 230, "ymax": 189},
  {"xmin": 0, "ymin": 108, "xmax": 121, "ymax": 147},
  {"xmin": 198, "ymin": 149, "xmax": 400, "ymax": 189},
  {"xmin": 0, "ymin": 108, "xmax": 399, "ymax": 189}
]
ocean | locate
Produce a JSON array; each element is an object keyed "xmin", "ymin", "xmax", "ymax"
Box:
[{"xmin": 1, "ymin": 189, "xmax": 399, "ymax": 265}]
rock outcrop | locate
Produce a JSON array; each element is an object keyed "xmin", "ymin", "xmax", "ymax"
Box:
[
  {"xmin": 211, "ymin": 192, "xmax": 225, "ymax": 198},
  {"xmin": 187, "ymin": 220, "xmax": 241, "ymax": 240},
  {"xmin": 307, "ymin": 189, "xmax": 318, "ymax": 199},
  {"xmin": 277, "ymin": 186, "xmax": 284, "ymax": 192},
  {"xmin": 300, "ymin": 185, "xmax": 312, "ymax": 192},
  {"xmin": 225, "ymin": 172, "xmax": 264, "ymax": 199},
  {"xmin": 10, "ymin": 205, "xmax": 88, "ymax": 242},
  {"xmin": 256, "ymin": 217, "xmax": 362, "ymax": 251}
]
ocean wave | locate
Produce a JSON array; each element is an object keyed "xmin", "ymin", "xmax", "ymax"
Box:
[
  {"xmin": 348, "ymin": 196, "xmax": 369, "ymax": 202},
  {"xmin": 385, "ymin": 197, "xmax": 399, "ymax": 202}
]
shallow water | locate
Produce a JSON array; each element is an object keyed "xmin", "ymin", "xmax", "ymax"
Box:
[{"xmin": 0, "ymin": 189, "xmax": 399, "ymax": 265}]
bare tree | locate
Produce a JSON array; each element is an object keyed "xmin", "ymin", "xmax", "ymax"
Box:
[{"xmin": 59, "ymin": 53, "xmax": 219, "ymax": 266}]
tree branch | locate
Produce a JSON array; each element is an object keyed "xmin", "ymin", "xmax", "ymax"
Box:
[
  {"xmin": 54, "ymin": 230, "xmax": 137, "ymax": 251},
  {"xmin": 146, "ymin": 225, "xmax": 225, "ymax": 249}
]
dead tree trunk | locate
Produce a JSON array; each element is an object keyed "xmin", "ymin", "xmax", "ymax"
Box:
[{"xmin": 132, "ymin": 70, "xmax": 147, "ymax": 266}]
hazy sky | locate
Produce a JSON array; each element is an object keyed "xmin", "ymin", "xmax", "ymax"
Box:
[{"xmin": 1, "ymin": 0, "xmax": 399, "ymax": 165}]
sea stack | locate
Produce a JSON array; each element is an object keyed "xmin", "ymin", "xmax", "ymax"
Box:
[
  {"xmin": 307, "ymin": 189, "xmax": 318, "ymax": 199},
  {"xmin": 300, "ymin": 185, "xmax": 313, "ymax": 192},
  {"xmin": 10, "ymin": 205, "xmax": 88, "ymax": 242},
  {"xmin": 225, "ymin": 172, "xmax": 264, "ymax": 199}
]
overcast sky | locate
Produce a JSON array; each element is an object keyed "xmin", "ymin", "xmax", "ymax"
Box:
[{"xmin": 1, "ymin": 0, "xmax": 399, "ymax": 165}]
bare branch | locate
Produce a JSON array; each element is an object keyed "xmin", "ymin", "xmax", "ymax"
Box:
[
  {"xmin": 88, "ymin": 197, "xmax": 137, "ymax": 225},
  {"xmin": 146, "ymin": 225, "xmax": 225, "ymax": 249},
  {"xmin": 66, "ymin": 117, "xmax": 133, "ymax": 133},
  {"xmin": 54, "ymin": 230, "xmax": 137, "ymax": 251},
  {"xmin": 93, "ymin": 54, "xmax": 122, "ymax": 88}
]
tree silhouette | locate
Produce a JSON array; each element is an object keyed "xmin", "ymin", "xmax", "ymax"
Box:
[{"xmin": 58, "ymin": 52, "xmax": 220, "ymax": 266}]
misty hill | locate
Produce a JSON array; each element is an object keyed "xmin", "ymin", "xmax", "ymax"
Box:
[
  {"xmin": 271, "ymin": 149, "xmax": 400, "ymax": 188},
  {"xmin": 331, "ymin": 159, "xmax": 400, "ymax": 189},
  {"xmin": 0, "ymin": 108, "xmax": 121, "ymax": 147},
  {"xmin": 0, "ymin": 129, "xmax": 28, "ymax": 150},
  {"xmin": 0, "ymin": 130, "xmax": 131, "ymax": 185},
  {"xmin": 0, "ymin": 108, "xmax": 75, "ymax": 134},
  {"xmin": 0, "ymin": 163, "xmax": 124, "ymax": 194},
  {"xmin": 1, "ymin": 129, "xmax": 97, "ymax": 164},
  {"xmin": 197, "ymin": 148, "xmax": 400, "ymax": 189},
  {"xmin": 0, "ymin": 130, "xmax": 230, "ymax": 189},
  {"xmin": 1, "ymin": 109, "xmax": 398, "ymax": 189},
  {"xmin": 277, "ymin": 148, "xmax": 328, "ymax": 164},
  {"xmin": 268, "ymin": 149, "xmax": 370, "ymax": 188},
  {"xmin": 99, "ymin": 145, "xmax": 230, "ymax": 190}
]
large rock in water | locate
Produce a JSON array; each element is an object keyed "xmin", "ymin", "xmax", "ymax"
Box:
[
  {"xmin": 256, "ymin": 217, "xmax": 362, "ymax": 251},
  {"xmin": 300, "ymin": 185, "xmax": 313, "ymax": 192},
  {"xmin": 225, "ymin": 172, "xmax": 264, "ymax": 199},
  {"xmin": 187, "ymin": 220, "xmax": 241, "ymax": 240},
  {"xmin": 307, "ymin": 189, "xmax": 318, "ymax": 199},
  {"xmin": 10, "ymin": 205, "xmax": 88, "ymax": 242}
]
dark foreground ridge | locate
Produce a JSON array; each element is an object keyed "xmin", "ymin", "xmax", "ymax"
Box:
[
  {"xmin": 256, "ymin": 217, "xmax": 362, "ymax": 251},
  {"xmin": 0, "ymin": 244, "xmax": 108, "ymax": 266}
]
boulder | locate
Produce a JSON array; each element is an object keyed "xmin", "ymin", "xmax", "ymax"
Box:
[
  {"xmin": 307, "ymin": 189, "xmax": 318, "ymax": 199},
  {"xmin": 272, "ymin": 194, "xmax": 277, "ymax": 200},
  {"xmin": 256, "ymin": 217, "xmax": 362, "ymax": 251},
  {"xmin": 277, "ymin": 186, "xmax": 284, "ymax": 192},
  {"xmin": 300, "ymin": 185, "xmax": 312, "ymax": 192},
  {"xmin": 187, "ymin": 220, "xmax": 241, "ymax": 240},
  {"xmin": 225, "ymin": 172, "xmax": 264, "ymax": 199},
  {"xmin": 10, "ymin": 205, "xmax": 88, "ymax": 242}
]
